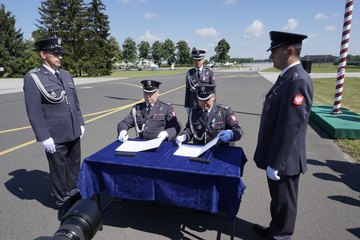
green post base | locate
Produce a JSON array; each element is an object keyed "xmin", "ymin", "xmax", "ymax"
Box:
[{"xmin": 310, "ymin": 105, "xmax": 360, "ymax": 139}]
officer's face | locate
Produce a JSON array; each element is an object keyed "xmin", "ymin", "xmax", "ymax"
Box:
[
  {"xmin": 193, "ymin": 58, "xmax": 205, "ymax": 68},
  {"xmin": 269, "ymin": 46, "xmax": 290, "ymax": 70},
  {"xmin": 143, "ymin": 90, "xmax": 159, "ymax": 105},
  {"xmin": 198, "ymin": 95, "xmax": 215, "ymax": 111},
  {"xmin": 40, "ymin": 50, "xmax": 63, "ymax": 70}
]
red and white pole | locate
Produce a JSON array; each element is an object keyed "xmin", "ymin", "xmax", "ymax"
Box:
[{"xmin": 332, "ymin": 0, "xmax": 354, "ymax": 114}]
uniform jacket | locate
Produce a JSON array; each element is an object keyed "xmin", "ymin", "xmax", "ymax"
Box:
[
  {"xmin": 254, "ymin": 64, "xmax": 313, "ymax": 175},
  {"xmin": 23, "ymin": 65, "xmax": 84, "ymax": 143},
  {"xmin": 182, "ymin": 103, "xmax": 243, "ymax": 145},
  {"xmin": 117, "ymin": 99, "xmax": 180, "ymax": 141},
  {"xmin": 184, "ymin": 67, "xmax": 215, "ymax": 109}
]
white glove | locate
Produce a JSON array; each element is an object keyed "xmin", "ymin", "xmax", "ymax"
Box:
[
  {"xmin": 42, "ymin": 137, "xmax": 56, "ymax": 153},
  {"xmin": 266, "ymin": 165, "xmax": 280, "ymax": 180},
  {"xmin": 176, "ymin": 135, "xmax": 187, "ymax": 146},
  {"xmin": 218, "ymin": 130, "xmax": 233, "ymax": 143},
  {"xmin": 157, "ymin": 131, "xmax": 168, "ymax": 140},
  {"xmin": 80, "ymin": 126, "xmax": 85, "ymax": 138},
  {"xmin": 118, "ymin": 130, "xmax": 128, "ymax": 142},
  {"xmin": 184, "ymin": 107, "xmax": 190, "ymax": 114}
]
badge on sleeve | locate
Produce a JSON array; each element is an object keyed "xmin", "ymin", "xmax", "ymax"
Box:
[
  {"xmin": 292, "ymin": 94, "xmax": 304, "ymax": 106},
  {"xmin": 230, "ymin": 114, "xmax": 237, "ymax": 123}
]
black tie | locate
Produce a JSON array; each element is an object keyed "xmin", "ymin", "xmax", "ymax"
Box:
[
  {"xmin": 203, "ymin": 110, "xmax": 208, "ymax": 122},
  {"xmin": 147, "ymin": 105, "xmax": 152, "ymax": 114},
  {"xmin": 198, "ymin": 69, "xmax": 201, "ymax": 79},
  {"xmin": 55, "ymin": 71, "xmax": 64, "ymax": 84}
]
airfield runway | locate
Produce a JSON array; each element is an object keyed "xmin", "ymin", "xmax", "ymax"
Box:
[{"xmin": 0, "ymin": 71, "xmax": 359, "ymax": 239}]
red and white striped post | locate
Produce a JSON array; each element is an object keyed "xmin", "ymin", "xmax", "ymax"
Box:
[{"xmin": 332, "ymin": 0, "xmax": 354, "ymax": 114}]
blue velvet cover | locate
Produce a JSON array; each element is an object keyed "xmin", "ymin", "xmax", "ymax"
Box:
[{"xmin": 77, "ymin": 140, "xmax": 247, "ymax": 219}]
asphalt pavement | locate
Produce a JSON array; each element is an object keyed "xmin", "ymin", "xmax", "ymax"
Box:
[{"xmin": 0, "ymin": 70, "xmax": 359, "ymax": 240}]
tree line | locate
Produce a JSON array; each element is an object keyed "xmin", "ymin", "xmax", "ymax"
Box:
[{"xmin": 0, "ymin": 0, "xmax": 235, "ymax": 78}]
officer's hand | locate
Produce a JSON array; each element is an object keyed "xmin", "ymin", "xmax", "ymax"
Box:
[
  {"xmin": 80, "ymin": 126, "xmax": 85, "ymax": 138},
  {"xmin": 218, "ymin": 130, "xmax": 233, "ymax": 143},
  {"xmin": 157, "ymin": 131, "xmax": 168, "ymax": 140},
  {"xmin": 176, "ymin": 135, "xmax": 187, "ymax": 146},
  {"xmin": 118, "ymin": 130, "xmax": 128, "ymax": 142},
  {"xmin": 266, "ymin": 166, "xmax": 280, "ymax": 180},
  {"xmin": 42, "ymin": 137, "xmax": 56, "ymax": 153}
]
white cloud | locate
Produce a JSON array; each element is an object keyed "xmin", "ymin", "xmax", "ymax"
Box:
[
  {"xmin": 315, "ymin": 13, "xmax": 329, "ymax": 20},
  {"xmin": 282, "ymin": 18, "xmax": 298, "ymax": 31},
  {"xmin": 224, "ymin": 0, "xmax": 237, "ymax": 5},
  {"xmin": 195, "ymin": 27, "xmax": 219, "ymax": 37},
  {"xmin": 324, "ymin": 25, "xmax": 337, "ymax": 32},
  {"xmin": 243, "ymin": 20, "xmax": 264, "ymax": 37},
  {"xmin": 139, "ymin": 31, "xmax": 164, "ymax": 42},
  {"xmin": 143, "ymin": 13, "xmax": 158, "ymax": 19}
]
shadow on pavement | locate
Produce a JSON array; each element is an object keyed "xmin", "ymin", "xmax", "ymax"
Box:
[
  {"xmin": 308, "ymin": 159, "xmax": 360, "ymax": 207},
  {"xmin": 4, "ymin": 169, "xmax": 57, "ymax": 209},
  {"xmin": 98, "ymin": 196, "xmax": 260, "ymax": 240}
]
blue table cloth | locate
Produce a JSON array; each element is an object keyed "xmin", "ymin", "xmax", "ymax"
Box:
[{"xmin": 78, "ymin": 140, "xmax": 247, "ymax": 219}]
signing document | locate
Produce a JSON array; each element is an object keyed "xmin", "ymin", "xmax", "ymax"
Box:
[
  {"xmin": 174, "ymin": 136, "xmax": 220, "ymax": 157},
  {"xmin": 115, "ymin": 138, "xmax": 164, "ymax": 152}
]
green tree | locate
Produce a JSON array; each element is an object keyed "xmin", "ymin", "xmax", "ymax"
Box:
[
  {"xmin": 214, "ymin": 38, "xmax": 231, "ymax": 63},
  {"xmin": 163, "ymin": 39, "xmax": 176, "ymax": 66},
  {"xmin": 36, "ymin": 0, "xmax": 87, "ymax": 73},
  {"xmin": 0, "ymin": 4, "xmax": 28, "ymax": 77},
  {"xmin": 138, "ymin": 41, "xmax": 150, "ymax": 59},
  {"xmin": 176, "ymin": 40, "xmax": 191, "ymax": 66},
  {"xmin": 81, "ymin": 0, "xmax": 113, "ymax": 76},
  {"xmin": 122, "ymin": 37, "xmax": 137, "ymax": 63},
  {"xmin": 151, "ymin": 41, "xmax": 164, "ymax": 66}
]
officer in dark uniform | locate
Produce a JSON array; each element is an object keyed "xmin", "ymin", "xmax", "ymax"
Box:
[
  {"xmin": 117, "ymin": 80, "xmax": 180, "ymax": 141},
  {"xmin": 176, "ymin": 84, "xmax": 243, "ymax": 145},
  {"xmin": 23, "ymin": 37, "xmax": 85, "ymax": 209},
  {"xmin": 253, "ymin": 31, "xmax": 313, "ymax": 240},
  {"xmin": 184, "ymin": 48, "xmax": 215, "ymax": 113}
]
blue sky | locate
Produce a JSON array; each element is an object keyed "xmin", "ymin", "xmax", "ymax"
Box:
[{"xmin": 2, "ymin": 0, "xmax": 360, "ymax": 60}]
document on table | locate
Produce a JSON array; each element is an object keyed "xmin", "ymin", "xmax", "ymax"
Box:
[
  {"xmin": 173, "ymin": 136, "xmax": 219, "ymax": 157},
  {"xmin": 115, "ymin": 138, "xmax": 163, "ymax": 152}
]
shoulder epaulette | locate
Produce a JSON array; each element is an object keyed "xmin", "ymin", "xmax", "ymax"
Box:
[
  {"xmin": 29, "ymin": 68, "xmax": 40, "ymax": 74},
  {"xmin": 218, "ymin": 104, "xmax": 229, "ymax": 110}
]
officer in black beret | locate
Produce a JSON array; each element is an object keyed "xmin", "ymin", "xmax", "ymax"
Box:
[
  {"xmin": 23, "ymin": 37, "xmax": 85, "ymax": 212},
  {"xmin": 117, "ymin": 80, "xmax": 181, "ymax": 141},
  {"xmin": 177, "ymin": 84, "xmax": 243, "ymax": 145},
  {"xmin": 184, "ymin": 48, "xmax": 215, "ymax": 113},
  {"xmin": 253, "ymin": 31, "xmax": 313, "ymax": 239}
]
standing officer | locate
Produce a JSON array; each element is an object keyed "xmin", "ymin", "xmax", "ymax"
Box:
[
  {"xmin": 117, "ymin": 80, "xmax": 180, "ymax": 141},
  {"xmin": 253, "ymin": 31, "xmax": 313, "ymax": 240},
  {"xmin": 176, "ymin": 84, "xmax": 243, "ymax": 145},
  {"xmin": 23, "ymin": 37, "xmax": 85, "ymax": 210},
  {"xmin": 184, "ymin": 48, "xmax": 215, "ymax": 113}
]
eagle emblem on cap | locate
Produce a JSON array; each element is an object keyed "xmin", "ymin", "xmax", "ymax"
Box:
[
  {"xmin": 57, "ymin": 38, "xmax": 62, "ymax": 45},
  {"xmin": 147, "ymin": 80, "xmax": 151, "ymax": 86}
]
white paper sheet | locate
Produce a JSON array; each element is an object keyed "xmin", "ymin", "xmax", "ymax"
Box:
[
  {"xmin": 173, "ymin": 136, "xmax": 219, "ymax": 157},
  {"xmin": 115, "ymin": 138, "xmax": 164, "ymax": 152}
]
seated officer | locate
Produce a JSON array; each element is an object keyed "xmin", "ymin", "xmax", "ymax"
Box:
[
  {"xmin": 117, "ymin": 80, "xmax": 180, "ymax": 141},
  {"xmin": 176, "ymin": 84, "xmax": 243, "ymax": 145}
]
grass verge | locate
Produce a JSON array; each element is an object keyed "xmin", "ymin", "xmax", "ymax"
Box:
[{"xmin": 313, "ymin": 77, "xmax": 360, "ymax": 163}]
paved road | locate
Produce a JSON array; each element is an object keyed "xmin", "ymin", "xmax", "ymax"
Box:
[{"xmin": 0, "ymin": 72, "xmax": 359, "ymax": 240}]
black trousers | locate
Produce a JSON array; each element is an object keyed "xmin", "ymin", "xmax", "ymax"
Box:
[
  {"xmin": 45, "ymin": 138, "xmax": 81, "ymax": 207},
  {"xmin": 267, "ymin": 174, "xmax": 300, "ymax": 240}
]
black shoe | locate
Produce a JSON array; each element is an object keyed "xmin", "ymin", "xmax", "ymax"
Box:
[{"xmin": 253, "ymin": 224, "xmax": 269, "ymax": 236}]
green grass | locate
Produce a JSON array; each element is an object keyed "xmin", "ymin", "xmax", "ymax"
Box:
[
  {"xmin": 263, "ymin": 63, "xmax": 360, "ymax": 73},
  {"xmin": 102, "ymin": 69, "xmax": 187, "ymax": 78},
  {"xmin": 313, "ymin": 77, "xmax": 360, "ymax": 163}
]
